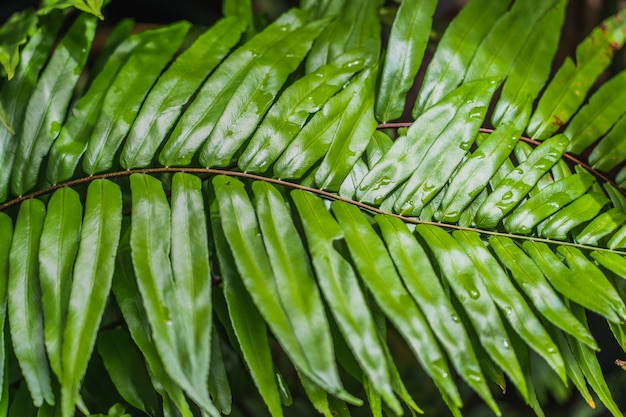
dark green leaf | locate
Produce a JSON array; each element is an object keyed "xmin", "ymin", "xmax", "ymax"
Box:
[
  {"xmin": 0, "ymin": 213, "xmax": 12, "ymax": 410},
  {"xmin": 96, "ymin": 328, "xmax": 161, "ymax": 417},
  {"xmin": 207, "ymin": 329, "xmax": 231, "ymax": 414},
  {"xmin": 588, "ymin": 114, "xmax": 626, "ymax": 172}
]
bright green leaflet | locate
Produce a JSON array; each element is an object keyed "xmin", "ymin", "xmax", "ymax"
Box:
[
  {"xmin": 415, "ymin": 224, "xmax": 529, "ymax": 402},
  {"xmin": 491, "ymin": 0, "xmax": 566, "ymax": 126},
  {"xmin": 199, "ymin": 18, "xmax": 330, "ymax": 168},
  {"xmin": 375, "ymin": 216, "xmax": 498, "ymax": 415},
  {"xmin": 112, "ymin": 239, "xmax": 194, "ymax": 417},
  {"xmin": 291, "ymin": 190, "xmax": 401, "ymax": 415},
  {"xmin": 212, "ymin": 175, "xmax": 358, "ymax": 405},
  {"xmin": 83, "ymin": 22, "xmax": 190, "ymax": 175},
  {"xmin": 120, "ymin": 17, "xmax": 247, "ymax": 169},
  {"xmin": 375, "ymin": 0, "xmax": 437, "ymax": 122},
  {"xmin": 209, "ymin": 200, "xmax": 284, "ymax": 417},
  {"xmin": 413, "ymin": 0, "xmax": 510, "ymax": 115},
  {"xmin": 0, "ymin": 17, "xmax": 61, "ymax": 202},
  {"xmin": 474, "ymin": 134, "xmax": 568, "ymax": 228},
  {"xmin": 159, "ymin": 10, "xmax": 306, "ymax": 167},
  {"xmin": 565, "ymin": 69, "xmax": 626, "ymax": 153},
  {"xmin": 129, "ymin": 173, "xmax": 219, "ymax": 417},
  {"xmin": 589, "ymin": 115, "xmax": 626, "ymax": 172},
  {"xmin": 526, "ymin": 242, "xmax": 621, "ymax": 322},
  {"xmin": 8, "ymin": 199, "xmax": 53, "ymax": 407},
  {"xmin": 238, "ymin": 50, "xmax": 365, "ymax": 173},
  {"xmin": 61, "ymin": 179, "xmax": 122, "ymax": 417},
  {"xmin": 438, "ymin": 99, "xmax": 530, "ymax": 222},
  {"xmin": 331, "ymin": 202, "xmax": 463, "ymax": 412},
  {"xmin": 314, "ymin": 66, "xmax": 377, "ymax": 191},
  {"xmin": 393, "ymin": 79, "xmax": 497, "ymax": 215},
  {"xmin": 39, "ymin": 0, "xmax": 104, "ymax": 19},
  {"xmin": 252, "ymin": 182, "xmax": 357, "ymax": 405},
  {"xmin": 0, "ymin": 9, "xmax": 37, "ymax": 80},
  {"xmin": 454, "ymin": 231, "xmax": 566, "ymax": 382},
  {"xmin": 502, "ymin": 171, "xmax": 595, "ymax": 234},
  {"xmin": 38, "ymin": 188, "xmax": 82, "ymax": 381},
  {"xmin": 576, "ymin": 207, "xmax": 626, "ymax": 245},
  {"xmin": 357, "ymin": 80, "xmax": 491, "ymax": 205},
  {"xmin": 537, "ymin": 192, "xmax": 609, "ymax": 240},
  {"xmin": 527, "ymin": 8, "xmax": 626, "ymax": 139},
  {"xmin": 489, "ymin": 236, "xmax": 596, "ymax": 349},
  {"xmin": 11, "ymin": 14, "xmax": 96, "ymax": 196},
  {"xmin": 44, "ymin": 22, "xmax": 143, "ymax": 184}
]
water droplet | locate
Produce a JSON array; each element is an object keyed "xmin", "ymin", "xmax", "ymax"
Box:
[
  {"xmin": 469, "ymin": 289, "xmax": 480, "ymax": 299},
  {"xmin": 501, "ymin": 191, "xmax": 514, "ymax": 201},
  {"xmin": 460, "ymin": 141, "xmax": 471, "ymax": 151},
  {"xmin": 441, "ymin": 372, "xmax": 449, "ymax": 379},
  {"xmin": 547, "ymin": 347, "xmax": 556, "ymax": 353},
  {"xmin": 503, "ymin": 341, "xmax": 510, "ymax": 349},
  {"xmin": 451, "ymin": 315, "xmax": 460, "ymax": 323}
]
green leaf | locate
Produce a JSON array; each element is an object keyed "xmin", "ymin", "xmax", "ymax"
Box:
[
  {"xmin": 120, "ymin": 18, "xmax": 247, "ymax": 169},
  {"xmin": 375, "ymin": 0, "xmax": 437, "ymax": 122},
  {"xmin": 376, "ymin": 217, "xmax": 498, "ymax": 415},
  {"xmin": 112, "ymin": 236, "xmax": 194, "ymax": 417},
  {"xmin": 576, "ymin": 207, "xmax": 626, "ymax": 245},
  {"xmin": 306, "ymin": 0, "xmax": 380, "ymax": 73},
  {"xmin": 252, "ymin": 181, "xmax": 357, "ymax": 405},
  {"xmin": 564, "ymin": 70, "xmax": 626, "ymax": 153},
  {"xmin": 332, "ymin": 202, "xmax": 462, "ymax": 411},
  {"xmin": 537, "ymin": 192, "xmax": 610, "ymax": 240},
  {"xmin": 0, "ymin": 101, "xmax": 14, "ymax": 135},
  {"xmin": 528, "ymin": 8, "xmax": 626, "ymax": 139},
  {"xmin": 129, "ymin": 174, "xmax": 218, "ymax": 417},
  {"xmin": 213, "ymin": 176, "xmax": 358, "ymax": 405},
  {"xmin": 207, "ymin": 329, "xmax": 231, "ymax": 414},
  {"xmin": 357, "ymin": 79, "xmax": 496, "ymax": 206},
  {"xmin": 491, "ymin": 0, "xmax": 567, "ymax": 126},
  {"xmin": 96, "ymin": 328, "xmax": 161, "ymax": 417},
  {"xmin": 489, "ymin": 236, "xmax": 597, "ymax": 350},
  {"xmin": 209, "ymin": 192, "xmax": 284, "ymax": 417},
  {"xmin": 61, "ymin": 179, "xmax": 122, "ymax": 417},
  {"xmin": 314, "ymin": 66, "xmax": 377, "ymax": 191},
  {"xmin": 39, "ymin": 0, "xmax": 104, "ymax": 19},
  {"xmin": 588, "ymin": 114, "xmax": 626, "ymax": 172},
  {"xmin": 524, "ymin": 242, "xmax": 626, "ymax": 324},
  {"xmin": 45, "ymin": 24, "xmax": 144, "ymax": 184},
  {"xmin": 199, "ymin": 18, "xmax": 329, "ymax": 168},
  {"xmin": 438, "ymin": 98, "xmax": 530, "ymax": 223},
  {"xmin": 454, "ymin": 231, "xmax": 565, "ymax": 383},
  {"xmin": 0, "ymin": 9, "xmax": 37, "ymax": 80},
  {"xmin": 415, "ymin": 224, "xmax": 528, "ymax": 402},
  {"xmin": 474, "ymin": 134, "xmax": 569, "ymax": 229},
  {"xmin": 413, "ymin": 0, "xmax": 511, "ymax": 115},
  {"xmin": 159, "ymin": 10, "xmax": 306, "ymax": 167},
  {"xmin": 8, "ymin": 198, "xmax": 54, "ymax": 407},
  {"xmin": 0, "ymin": 213, "xmax": 12, "ymax": 410},
  {"xmin": 11, "ymin": 14, "xmax": 96, "ymax": 196},
  {"xmin": 83, "ymin": 22, "xmax": 190, "ymax": 175},
  {"xmin": 239, "ymin": 50, "xmax": 365, "ymax": 173},
  {"xmin": 502, "ymin": 171, "xmax": 595, "ymax": 235},
  {"xmin": 274, "ymin": 66, "xmax": 375, "ymax": 181},
  {"xmin": 0, "ymin": 17, "xmax": 61, "ymax": 202},
  {"xmin": 38, "ymin": 188, "xmax": 82, "ymax": 381},
  {"xmin": 291, "ymin": 190, "xmax": 401, "ymax": 415},
  {"xmin": 223, "ymin": 0, "xmax": 255, "ymax": 38}
]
